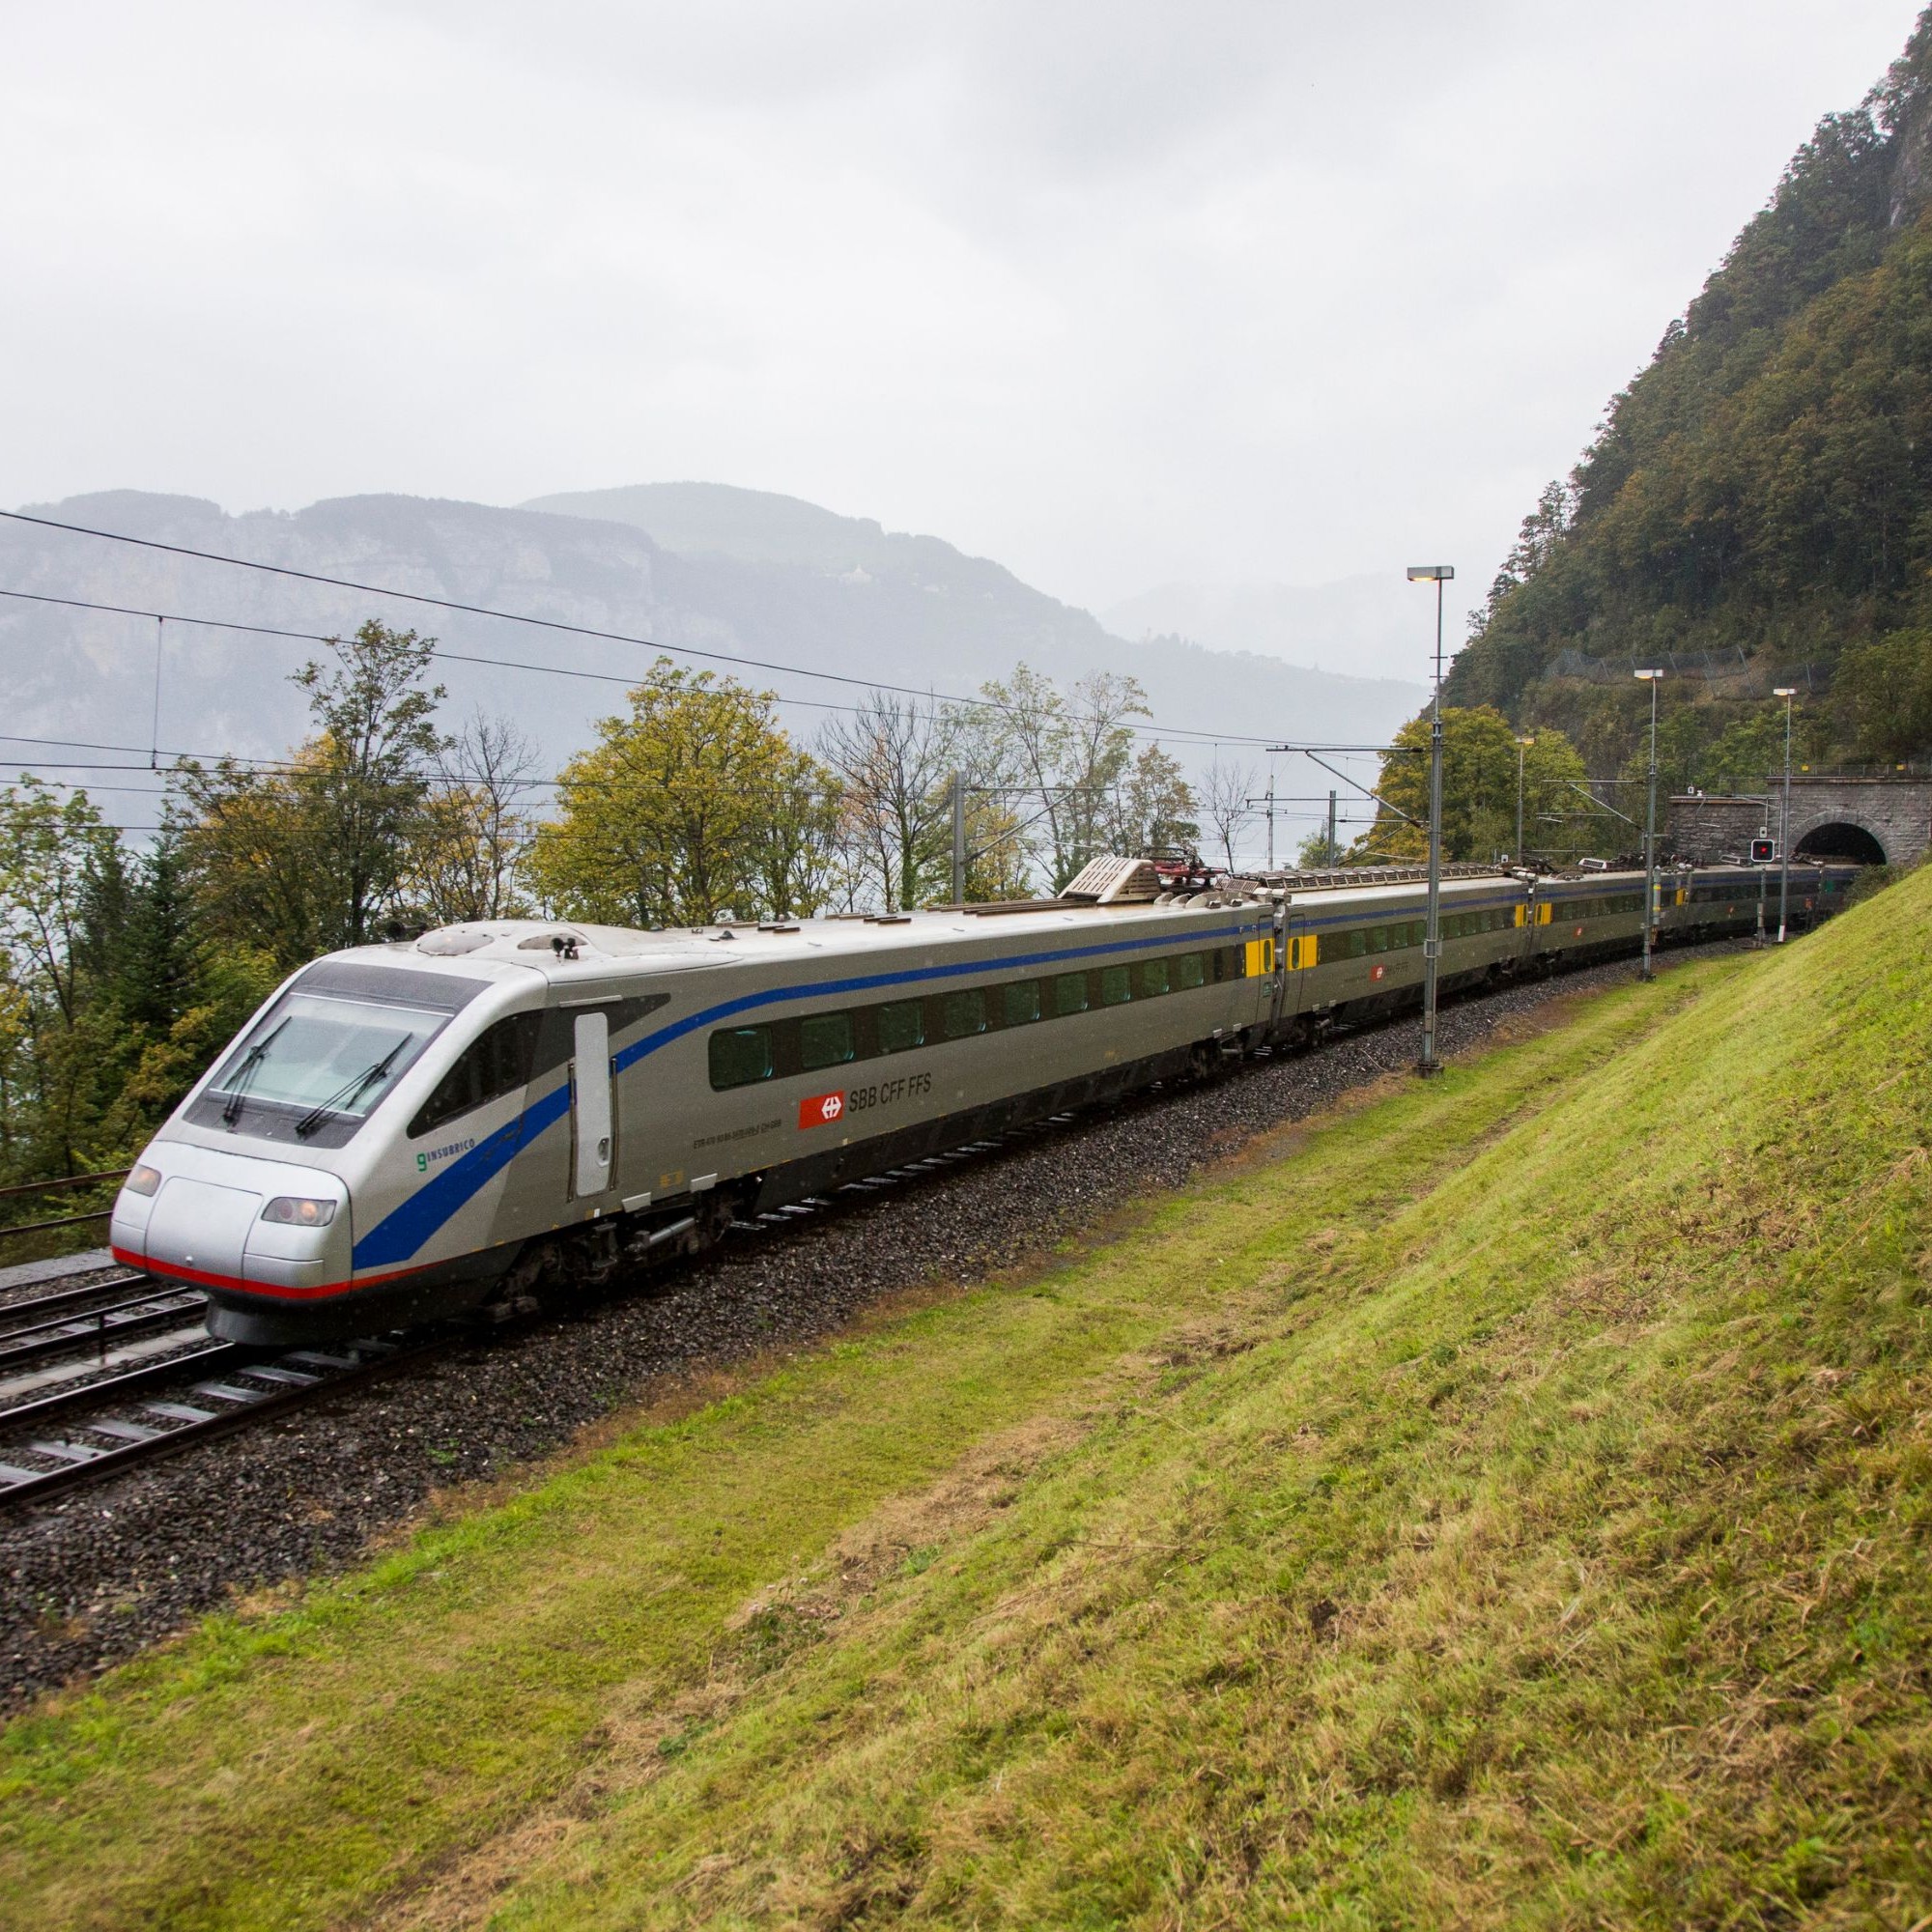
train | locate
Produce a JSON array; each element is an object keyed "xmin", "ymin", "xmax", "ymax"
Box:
[{"xmin": 108, "ymin": 852, "xmax": 1860, "ymax": 1346}]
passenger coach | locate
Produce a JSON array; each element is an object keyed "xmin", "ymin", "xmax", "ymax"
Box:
[{"xmin": 109, "ymin": 854, "xmax": 1857, "ymax": 1344}]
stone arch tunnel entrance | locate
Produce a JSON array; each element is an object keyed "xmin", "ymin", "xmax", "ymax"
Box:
[
  {"xmin": 1668, "ymin": 778, "xmax": 1928, "ymax": 869},
  {"xmin": 1794, "ymin": 821, "xmax": 1888, "ymax": 866}
]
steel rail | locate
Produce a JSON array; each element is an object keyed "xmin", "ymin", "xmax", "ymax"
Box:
[
  {"xmin": 0, "ymin": 1270, "xmax": 149, "ymax": 1327},
  {"xmin": 0, "ymin": 1336, "xmax": 439, "ymax": 1511},
  {"xmin": 0, "ymin": 926, "xmax": 1763, "ymax": 1518},
  {"xmin": 0, "ymin": 1168, "xmax": 131, "ymax": 1202},
  {"xmin": 0, "ymin": 1287, "xmax": 210, "ymax": 1372},
  {"xmin": 0, "ymin": 1207, "xmax": 116, "ymax": 1239}
]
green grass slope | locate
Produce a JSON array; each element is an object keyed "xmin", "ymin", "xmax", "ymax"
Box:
[{"xmin": 3, "ymin": 877, "xmax": 1930, "ymax": 1928}]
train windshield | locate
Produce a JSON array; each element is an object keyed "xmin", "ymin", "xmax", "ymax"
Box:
[{"xmin": 209, "ymin": 991, "xmax": 445, "ymax": 1130}]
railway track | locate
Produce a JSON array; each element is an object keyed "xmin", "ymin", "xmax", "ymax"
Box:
[
  {"xmin": 0, "ymin": 1325, "xmax": 435, "ymax": 1510},
  {"xmin": 0, "ymin": 943, "xmax": 1752, "ymax": 1521},
  {"xmin": 0, "ymin": 1121, "xmax": 1078, "ymax": 1513},
  {"xmin": 0, "ymin": 1271, "xmax": 208, "ymax": 1378}
]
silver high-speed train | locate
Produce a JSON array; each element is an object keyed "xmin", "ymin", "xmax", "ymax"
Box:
[{"xmin": 109, "ymin": 854, "xmax": 1855, "ymax": 1345}]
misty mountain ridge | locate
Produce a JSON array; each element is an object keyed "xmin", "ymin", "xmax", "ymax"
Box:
[{"xmin": 0, "ymin": 486, "xmax": 1422, "ymax": 825}]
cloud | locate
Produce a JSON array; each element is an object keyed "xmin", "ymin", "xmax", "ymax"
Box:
[{"xmin": 1, "ymin": 0, "xmax": 1918, "ymax": 643}]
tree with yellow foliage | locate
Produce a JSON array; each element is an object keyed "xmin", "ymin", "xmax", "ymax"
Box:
[{"xmin": 528, "ymin": 659, "xmax": 839, "ymax": 926}]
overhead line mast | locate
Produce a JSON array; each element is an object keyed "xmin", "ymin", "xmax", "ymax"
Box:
[{"xmin": 1406, "ymin": 563, "xmax": 1455, "ymax": 1079}]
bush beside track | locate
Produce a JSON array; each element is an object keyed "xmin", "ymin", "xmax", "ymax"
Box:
[{"xmin": 2, "ymin": 877, "xmax": 1929, "ymax": 1928}]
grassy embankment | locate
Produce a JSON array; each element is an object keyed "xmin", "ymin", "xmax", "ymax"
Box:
[{"xmin": 3, "ymin": 881, "xmax": 1930, "ymax": 1929}]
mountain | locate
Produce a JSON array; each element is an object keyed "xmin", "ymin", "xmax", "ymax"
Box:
[
  {"xmin": 1100, "ymin": 576, "xmax": 1432, "ymax": 686},
  {"xmin": 0, "ymin": 488, "xmax": 1423, "ymax": 821},
  {"xmin": 1445, "ymin": 10, "xmax": 1932, "ymax": 782}
]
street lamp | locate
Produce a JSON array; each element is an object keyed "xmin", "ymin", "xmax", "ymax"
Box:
[
  {"xmin": 1406, "ymin": 563, "xmax": 1455, "ymax": 1076},
  {"xmin": 1514, "ymin": 736, "xmax": 1534, "ymax": 863},
  {"xmin": 1634, "ymin": 669, "xmax": 1663, "ymax": 980},
  {"xmin": 1774, "ymin": 686, "xmax": 1797, "ymax": 942}
]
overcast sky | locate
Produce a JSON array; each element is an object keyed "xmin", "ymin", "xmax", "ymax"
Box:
[{"xmin": 4, "ymin": 1, "xmax": 1918, "ymax": 642}]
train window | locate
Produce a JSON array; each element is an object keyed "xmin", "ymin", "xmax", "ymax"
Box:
[
  {"xmin": 877, "ymin": 999, "xmax": 924, "ymax": 1054},
  {"xmin": 1099, "ymin": 965, "xmax": 1132, "ymax": 1007},
  {"xmin": 1054, "ymin": 972, "xmax": 1089, "ymax": 1016},
  {"xmin": 942, "ymin": 988, "xmax": 987, "ymax": 1038},
  {"xmin": 1003, "ymin": 980, "xmax": 1041, "ymax": 1026},
  {"xmin": 1177, "ymin": 952, "xmax": 1206, "ymax": 990},
  {"xmin": 1139, "ymin": 957, "xmax": 1171, "ymax": 997},
  {"xmin": 709, "ymin": 1025, "xmax": 774, "ymax": 1091},
  {"xmin": 409, "ymin": 1011, "xmax": 541, "ymax": 1138},
  {"xmin": 1340, "ymin": 929, "xmax": 1368, "ymax": 960},
  {"xmin": 800, "ymin": 1011, "xmax": 855, "ymax": 1070},
  {"xmin": 1365, "ymin": 925, "xmax": 1386, "ymax": 954}
]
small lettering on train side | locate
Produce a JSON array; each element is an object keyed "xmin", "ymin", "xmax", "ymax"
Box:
[{"xmin": 842, "ymin": 1071, "xmax": 932, "ymax": 1117}]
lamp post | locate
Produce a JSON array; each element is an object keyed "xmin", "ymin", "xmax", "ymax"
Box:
[
  {"xmin": 1514, "ymin": 735, "xmax": 1534, "ymax": 863},
  {"xmin": 1773, "ymin": 686, "xmax": 1797, "ymax": 942},
  {"xmin": 1634, "ymin": 669, "xmax": 1663, "ymax": 980},
  {"xmin": 1406, "ymin": 563, "xmax": 1455, "ymax": 1076}
]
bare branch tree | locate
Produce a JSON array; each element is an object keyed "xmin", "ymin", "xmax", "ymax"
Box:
[
  {"xmin": 412, "ymin": 710, "xmax": 541, "ymax": 924},
  {"xmin": 1199, "ymin": 758, "xmax": 1257, "ymax": 871},
  {"xmin": 820, "ymin": 694, "xmax": 963, "ymax": 911}
]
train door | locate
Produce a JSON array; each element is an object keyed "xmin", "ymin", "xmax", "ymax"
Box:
[
  {"xmin": 1278, "ymin": 912, "xmax": 1307, "ymax": 1033},
  {"xmin": 1265, "ymin": 905, "xmax": 1287, "ymax": 1033},
  {"xmin": 571, "ymin": 1009, "xmax": 612, "ymax": 1199}
]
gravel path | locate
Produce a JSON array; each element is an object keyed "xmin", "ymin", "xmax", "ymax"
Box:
[{"xmin": 0, "ymin": 944, "xmax": 1747, "ymax": 1708}]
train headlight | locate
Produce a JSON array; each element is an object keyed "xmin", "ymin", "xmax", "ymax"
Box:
[
  {"xmin": 125, "ymin": 1164, "xmax": 162, "ymax": 1197},
  {"xmin": 262, "ymin": 1196, "xmax": 337, "ymax": 1227}
]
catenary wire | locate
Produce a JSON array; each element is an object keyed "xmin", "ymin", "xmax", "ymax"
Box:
[{"xmin": 0, "ymin": 526, "xmax": 1409, "ymax": 755}]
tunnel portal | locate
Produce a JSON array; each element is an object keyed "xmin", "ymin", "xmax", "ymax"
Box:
[{"xmin": 1793, "ymin": 821, "xmax": 1889, "ymax": 866}]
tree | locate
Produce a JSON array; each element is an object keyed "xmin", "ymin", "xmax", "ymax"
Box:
[
  {"xmin": 1350, "ymin": 708, "xmax": 1599, "ymax": 866},
  {"xmin": 0, "ymin": 781, "xmax": 124, "ymax": 1173},
  {"xmin": 528, "ymin": 659, "xmax": 832, "ymax": 926},
  {"xmin": 977, "ymin": 666, "xmax": 1151, "ymax": 891},
  {"xmin": 408, "ymin": 712, "xmax": 541, "ymax": 926},
  {"xmin": 1294, "ymin": 827, "xmax": 1338, "ymax": 868},
  {"xmin": 0, "ymin": 780, "xmax": 118, "ymax": 1028},
  {"xmin": 1198, "ymin": 759, "xmax": 1257, "ymax": 871},
  {"xmin": 1106, "ymin": 743, "xmax": 1197, "ymax": 856},
  {"xmin": 175, "ymin": 621, "xmax": 449, "ymax": 966},
  {"xmin": 1834, "ymin": 629, "xmax": 1932, "ymax": 763},
  {"xmin": 747, "ymin": 743, "xmax": 844, "ymax": 919},
  {"xmin": 820, "ymin": 695, "xmax": 965, "ymax": 912}
]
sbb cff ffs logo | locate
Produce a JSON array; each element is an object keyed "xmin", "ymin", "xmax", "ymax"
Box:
[{"xmin": 799, "ymin": 1090, "xmax": 845, "ymax": 1128}]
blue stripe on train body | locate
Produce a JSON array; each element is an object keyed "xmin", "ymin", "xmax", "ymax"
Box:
[{"xmin": 353, "ymin": 917, "xmax": 1265, "ymax": 1272}]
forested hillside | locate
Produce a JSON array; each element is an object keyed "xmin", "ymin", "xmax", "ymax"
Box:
[{"xmin": 1446, "ymin": 8, "xmax": 1932, "ymax": 791}]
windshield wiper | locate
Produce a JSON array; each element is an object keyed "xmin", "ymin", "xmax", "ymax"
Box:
[
  {"xmin": 220, "ymin": 1019, "xmax": 291, "ymax": 1127},
  {"xmin": 295, "ymin": 1035, "xmax": 411, "ymax": 1139}
]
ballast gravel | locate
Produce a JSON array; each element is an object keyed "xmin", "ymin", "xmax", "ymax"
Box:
[{"xmin": 0, "ymin": 947, "xmax": 1745, "ymax": 1707}]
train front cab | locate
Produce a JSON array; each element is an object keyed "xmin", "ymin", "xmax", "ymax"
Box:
[{"xmin": 110, "ymin": 952, "xmax": 541, "ymax": 1344}]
